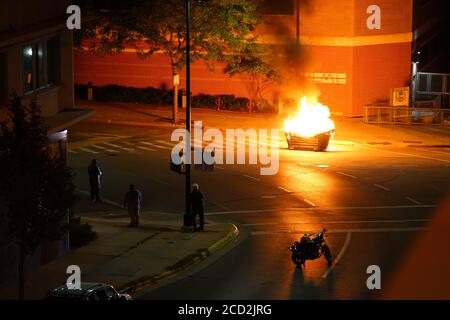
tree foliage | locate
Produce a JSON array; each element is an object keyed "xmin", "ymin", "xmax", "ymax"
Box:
[
  {"xmin": 76, "ymin": 0, "xmax": 272, "ymax": 76},
  {"xmin": 0, "ymin": 96, "xmax": 77, "ymax": 298}
]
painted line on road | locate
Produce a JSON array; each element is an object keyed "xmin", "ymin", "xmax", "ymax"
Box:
[
  {"xmin": 251, "ymin": 227, "xmax": 425, "ymax": 235},
  {"xmin": 303, "ymin": 199, "xmax": 316, "ymax": 207},
  {"xmin": 261, "ymin": 195, "xmax": 276, "ymax": 199},
  {"xmin": 336, "ymin": 171, "xmax": 358, "ymax": 179},
  {"xmin": 242, "ymin": 218, "xmax": 430, "ymax": 227},
  {"xmin": 322, "ymin": 232, "xmax": 352, "ymax": 279},
  {"xmin": 141, "ymin": 141, "xmax": 173, "ymax": 150},
  {"xmin": 242, "ymin": 174, "xmax": 260, "ymax": 181},
  {"xmin": 79, "ymin": 147, "xmax": 100, "ymax": 154},
  {"xmin": 102, "ymin": 142, "xmax": 135, "ymax": 152},
  {"xmin": 136, "ymin": 146, "xmax": 157, "ymax": 152},
  {"xmin": 373, "ymin": 183, "xmax": 391, "ymax": 192},
  {"xmin": 155, "ymin": 140, "xmax": 176, "ymax": 147},
  {"xmin": 359, "ymin": 145, "xmax": 450, "ymax": 164},
  {"xmin": 406, "ymin": 196, "xmax": 421, "ymax": 205},
  {"xmin": 68, "ymin": 150, "xmax": 78, "ymax": 154},
  {"xmin": 278, "ymin": 186, "xmax": 292, "ymax": 193},
  {"xmin": 414, "ymin": 148, "xmax": 450, "ymax": 156},
  {"xmin": 90, "ymin": 145, "xmax": 119, "ymax": 153},
  {"xmin": 205, "ymin": 205, "xmax": 437, "ymax": 216}
]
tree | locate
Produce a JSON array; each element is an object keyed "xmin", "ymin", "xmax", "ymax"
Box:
[
  {"xmin": 225, "ymin": 47, "xmax": 280, "ymax": 113},
  {"xmin": 75, "ymin": 1, "xmax": 279, "ymax": 114},
  {"xmin": 0, "ymin": 96, "xmax": 77, "ymax": 299}
]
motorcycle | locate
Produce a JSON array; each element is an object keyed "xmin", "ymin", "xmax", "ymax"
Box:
[{"xmin": 289, "ymin": 229, "xmax": 333, "ymax": 267}]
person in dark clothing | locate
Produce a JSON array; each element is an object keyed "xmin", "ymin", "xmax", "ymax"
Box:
[
  {"xmin": 88, "ymin": 159, "xmax": 102, "ymax": 203},
  {"xmin": 123, "ymin": 184, "xmax": 142, "ymax": 227},
  {"xmin": 191, "ymin": 183, "xmax": 204, "ymax": 231}
]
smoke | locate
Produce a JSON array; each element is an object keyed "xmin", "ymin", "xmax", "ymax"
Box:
[{"xmin": 261, "ymin": 0, "xmax": 318, "ymax": 107}]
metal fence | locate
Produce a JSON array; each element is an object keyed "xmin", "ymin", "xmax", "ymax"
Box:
[{"xmin": 364, "ymin": 105, "xmax": 450, "ymax": 125}]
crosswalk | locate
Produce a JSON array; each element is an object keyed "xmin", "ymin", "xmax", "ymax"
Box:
[{"xmin": 68, "ymin": 137, "xmax": 289, "ymax": 156}]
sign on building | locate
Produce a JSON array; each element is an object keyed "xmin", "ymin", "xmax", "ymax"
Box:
[{"xmin": 390, "ymin": 87, "xmax": 410, "ymax": 107}]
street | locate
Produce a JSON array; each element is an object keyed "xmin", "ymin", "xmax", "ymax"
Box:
[{"xmin": 68, "ymin": 119, "xmax": 450, "ymax": 300}]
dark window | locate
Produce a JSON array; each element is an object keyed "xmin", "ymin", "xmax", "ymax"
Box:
[
  {"xmin": 22, "ymin": 36, "xmax": 60, "ymax": 93},
  {"xmin": 258, "ymin": 0, "xmax": 295, "ymax": 15},
  {"xmin": 0, "ymin": 52, "xmax": 7, "ymax": 106},
  {"xmin": 23, "ymin": 45, "xmax": 34, "ymax": 93},
  {"xmin": 47, "ymin": 36, "xmax": 60, "ymax": 85}
]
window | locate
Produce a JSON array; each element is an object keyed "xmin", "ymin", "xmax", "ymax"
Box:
[
  {"xmin": 47, "ymin": 36, "xmax": 60, "ymax": 85},
  {"xmin": 0, "ymin": 52, "xmax": 7, "ymax": 106},
  {"xmin": 22, "ymin": 36, "xmax": 60, "ymax": 94}
]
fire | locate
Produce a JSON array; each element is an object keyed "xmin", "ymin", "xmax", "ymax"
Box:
[{"xmin": 284, "ymin": 96, "xmax": 335, "ymax": 137}]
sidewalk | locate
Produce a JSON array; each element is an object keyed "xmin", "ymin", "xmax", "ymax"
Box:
[
  {"xmin": 76, "ymin": 100, "xmax": 450, "ymax": 147},
  {"xmin": 0, "ymin": 213, "xmax": 238, "ymax": 300}
]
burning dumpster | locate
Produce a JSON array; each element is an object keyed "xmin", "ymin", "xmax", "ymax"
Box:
[{"xmin": 284, "ymin": 96, "xmax": 335, "ymax": 151}]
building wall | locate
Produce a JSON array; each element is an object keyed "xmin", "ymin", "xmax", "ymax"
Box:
[
  {"xmin": 73, "ymin": 0, "xmax": 413, "ymax": 116},
  {"xmin": 0, "ymin": 0, "xmax": 74, "ymax": 115}
]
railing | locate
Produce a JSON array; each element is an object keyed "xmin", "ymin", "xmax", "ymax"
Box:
[{"xmin": 364, "ymin": 105, "xmax": 450, "ymax": 125}]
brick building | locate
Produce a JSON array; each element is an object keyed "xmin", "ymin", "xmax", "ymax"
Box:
[{"xmin": 74, "ymin": 1, "xmax": 414, "ymax": 116}]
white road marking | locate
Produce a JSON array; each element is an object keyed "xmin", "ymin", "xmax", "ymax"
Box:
[
  {"xmin": 373, "ymin": 183, "xmax": 391, "ymax": 191},
  {"xmin": 359, "ymin": 145, "xmax": 450, "ymax": 164},
  {"xmin": 90, "ymin": 145, "xmax": 119, "ymax": 153},
  {"xmin": 405, "ymin": 196, "xmax": 421, "ymax": 205},
  {"xmin": 136, "ymin": 146, "xmax": 156, "ymax": 152},
  {"xmin": 413, "ymin": 148, "xmax": 450, "ymax": 156},
  {"xmin": 102, "ymin": 142, "xmax": 135, "ymax": 151},
  {"xmin": 251, "ymin": 227, "xmax": 424, "ymax": 235},
  {"xmin": 79, "ymin": 147, "xmax": 100, "ymax": 154},
  {"xmin": 242, "ymin": 174, "xmax": 260, "ymax": 181},
  {"xmin": 68, "ymin": 150, "xmax": 78, "ymax": 154},
  {"xmin": 261, "ymin": 195, "xmax": 276, "ymax": 199},
  {"xmin": 322, "ymin": 232, "xmax": 352, "ymax": 279},
  {"xmin": 120, "ymin": 141, "xmax": 136, "ymax": 146},
  {"xmin": 242, "ymin": 218, "xmax": 430, "ymax": 227},
  {"xmin": 336, "ymin": 171, "xmax": 358, "ymax": 179},
  {"xmin": 205, "ymin": 204, "xmax": 437, "ymax": 216},
  {"xmin": 278, "ymin": 186, "xmax": 292, "ymax": 193},
  {"xmin": 142, "ymin": 141, "xmax": 172, "ymax": 150},
  {"xmin": 303, "ymin": 199, "xmax": 316, "ymax": 207},
  {"xmin": 317, "ymin": 164, "xmax": 330, "ymax": 168},
  {"xmin": 155, "ymin": 140, "xmax": 176, "ymax": 147}
]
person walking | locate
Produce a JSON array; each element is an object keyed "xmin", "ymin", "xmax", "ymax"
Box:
[
  {"xmin": 88, "ymin": 159, "xmax": 102, "ymax": 203},
  {"xmin": 191, "ymin": 183, "xmax": 204, "ymax": 231},
  {"xmin": 123, "ymin": 184, "xmax": 142, "ymax": 227}
]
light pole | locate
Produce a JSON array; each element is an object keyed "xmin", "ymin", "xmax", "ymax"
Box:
[{"xmin": 183, "ymin": 0, "xmax": 192, "ymax": 228}]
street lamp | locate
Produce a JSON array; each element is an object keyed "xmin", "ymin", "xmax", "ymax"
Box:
[
  {"xmin": 183, "ymin": 0, "xmax": 209, "ymax": 229},
  {"xmin": 183, "ymin": 0, "xmax": 192, "ymax": 228}
]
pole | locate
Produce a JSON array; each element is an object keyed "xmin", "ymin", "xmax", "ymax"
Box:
[
  {"xmin": 296, "ymin": 0, "xmax": 300, "ymax": 44},
  {"xmin": 183, "ymin": 0, "xmax": 192, "ymax": 228}
]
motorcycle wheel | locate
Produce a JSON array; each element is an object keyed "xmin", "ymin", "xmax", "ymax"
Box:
[{"xmin": 291, "ymin": 253, "xmax": 305, "ymax": 267}]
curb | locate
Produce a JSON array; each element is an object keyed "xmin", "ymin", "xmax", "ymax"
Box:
[{"xmin": 118, "ymin": 223, "xmax": 239, "ymax": 295}]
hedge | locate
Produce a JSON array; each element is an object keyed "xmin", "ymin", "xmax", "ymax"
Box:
[{"xmin": 75, "ymin": 84, "xmax": 275, "ymax": 113}]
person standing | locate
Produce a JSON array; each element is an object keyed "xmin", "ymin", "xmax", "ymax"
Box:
[
  {"xmin": 123, "ymin": 184, "xmax": 142, "ymax": 227},
  {"xmin": 88, "ymin": 159, "xmax": 102, "ymax": 203},
  {"xmin": 191, "ymin": 183, "xmax": 204, "ymax": 231}
]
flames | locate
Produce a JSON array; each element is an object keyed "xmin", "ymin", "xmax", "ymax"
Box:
[{"xmin": 284, "ymin": 96, "xmax": 335, "ymax": 138}]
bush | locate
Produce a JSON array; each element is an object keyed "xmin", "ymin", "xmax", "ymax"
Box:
[
  {"xmin": 69, "ymin": 216, "xmax": 97, "ymax": 250},
  {"xmin": 74, "ymin": 84, "xmax": 275, "ymax": 113}
]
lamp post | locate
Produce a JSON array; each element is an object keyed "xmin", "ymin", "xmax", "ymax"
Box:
[{"xmin": 183, "ymin": 0, "xmax": 192, "ymax": 228}]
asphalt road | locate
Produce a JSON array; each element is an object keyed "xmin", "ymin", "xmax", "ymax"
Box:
[{"xmin": 68, "ymin": 121, "xmax": 450, "ymax": 299}]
